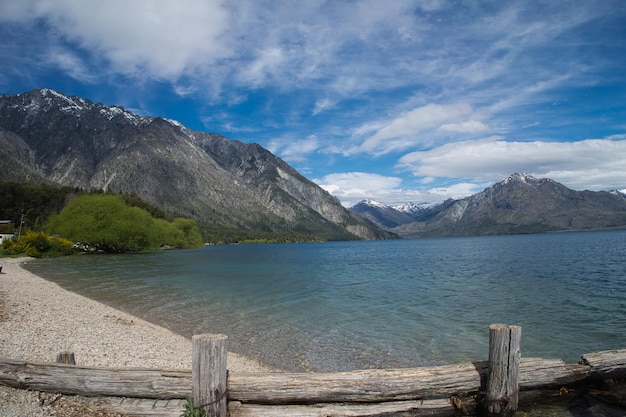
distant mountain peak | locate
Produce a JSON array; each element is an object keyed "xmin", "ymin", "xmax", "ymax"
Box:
[
  {"xmin": 359, "ymin": 199, "xmax": 389, "ymax": 208},
  {"xmin": 502, "ymin": 172, "xmax": 536, "ymax": 184},
  {"xmin": 610, "ymin": 189, "xmax": 626, "ymax": 198},
  {"xmin": 392, "ymin": 201, "xmax": 435, "ymax": 214}
]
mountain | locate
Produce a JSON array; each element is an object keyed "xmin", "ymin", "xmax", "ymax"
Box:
[
  {"xmin": 392, "ymin": 201, "xmax": 434, "ymax": 215},
  {"xmin": 349, "ymin": 199, "xmax": 431, "ymax": 229},
  {"xmin": 610, "ymin": 189, "xmax": 626, "ymax": 198},
  {"xmin": 350, "ymin": 200, "xmax": 413, "ymax": 229},
  {"xmin": 395, "ymin": 173, "xmax": 626, "ymax": 238},
  {"xmin": 0, "ymin": 89, "xmax": 396, "ymax": 241},
  {"xmin": 351, "ymin": 173, "xmax": 626, "ymax": 238}
]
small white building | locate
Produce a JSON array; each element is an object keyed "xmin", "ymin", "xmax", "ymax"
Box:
[{"xmin": 0, "ymin": 220, "xmax": 14, "ymax": 244}]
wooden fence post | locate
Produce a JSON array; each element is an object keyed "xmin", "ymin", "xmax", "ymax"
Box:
[
  {"xmin": 484, "ymin": 324, "xmax": 521, "ymax": 416},
  {"xmin": 192, "ymin": 334, "xmax": 228, "ymax": 417},
  {"xmin": 56, "ymin": 352, "xmax": 76, "ymax": 365}
]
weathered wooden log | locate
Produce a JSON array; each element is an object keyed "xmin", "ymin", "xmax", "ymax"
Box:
[
  {"xmin": 580, "ymin": 349, "xmax": 626, "ymax": 379},
  {"xmin": 72, "ymin": 396, "xmax": 187, "ymax": 417},
  {"xmin": 474, "ymin": 358, "xmax": 590, "ymax": 389},
  {"xmin": 228, "ymin": 362, "xmax": 481, "ymax": 404},
  {"xmin": 228, "ymin": 397, "xmax": 469, "ymax": 417},
  {"xmin": 0, "ymin": 357, "xmax": 482, "ymax": 404},
  {"xmin": 519, "ymin": 358, "xmax": 589, "ymax": 387},
  {"xmin": 484, "ymin": 324, "xmax": 521, "ymax": 416},
  {"xmin": 72, "ymin": 397, "xmax": 473, "ymax": 417},
  {"xmin": 0, "ymin": 357, "xmax": 192, "ymax": 399},
  {"xmin": 192, "ymin": 334, "xmax": 228, "ymax": 417},
  {"xmin": 0, "ymin": 356, "xmax": 591, "ymax": 404}
]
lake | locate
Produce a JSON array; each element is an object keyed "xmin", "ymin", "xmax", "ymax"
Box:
[{"xmin": 25, "ymin": 230, "xmax": 626, "ymax": 373}]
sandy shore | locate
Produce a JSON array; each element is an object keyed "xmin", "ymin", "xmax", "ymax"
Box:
[{"xmin": 0, "ymin": 256, "xmax": 272, "ymax": 416}]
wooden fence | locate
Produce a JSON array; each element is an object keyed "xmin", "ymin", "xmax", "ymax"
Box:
[{"xmin": 1, "ymin": 324, "xmax": 625, "ymax": 417}]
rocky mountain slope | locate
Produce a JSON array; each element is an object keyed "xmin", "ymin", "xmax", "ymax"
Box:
[
  {"xmin": 0, "ymin": 89, "xmax": 395, "ymax": 241},
  {"xmin": 351, "ymin": 173, "xmax": 626, "ymax": 238}
]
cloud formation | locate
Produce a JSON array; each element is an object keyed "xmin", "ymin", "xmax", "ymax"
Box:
[
  {"xmin": 359, "ymin": 103, "xmax": 488, "ymax": 154},
  {"xmin": 398, "ymin": 136, "xmax": 626, "ymax": 191},
  {"xmin": 316, "ymin": 172, "xmax": 484, "ymax": 207},
  {"xmin": 11, "ymin": 0, "xmax": 231, "ymax": 80},
  {"xmin": 1, "ymin": 0, "xmax": 625, "ymax": 205}
]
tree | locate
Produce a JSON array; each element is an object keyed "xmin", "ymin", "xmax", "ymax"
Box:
[{"xmin": 46, "ymin": 194, "xmax": 201, "ymax": 252}]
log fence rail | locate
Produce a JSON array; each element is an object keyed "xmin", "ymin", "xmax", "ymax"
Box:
[{"xmin": 1, "ymin": 324, "xmax": 625, "ymax": 417}]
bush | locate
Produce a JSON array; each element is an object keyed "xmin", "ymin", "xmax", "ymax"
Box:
[{"xmin": 2, "ymin": 231, "xmax": 73, "ymax": 258}]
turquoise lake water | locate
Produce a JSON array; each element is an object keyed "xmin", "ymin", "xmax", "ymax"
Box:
[{"xmin": 25, "ymin": 230, "xmax": 626, "ymax": 372}]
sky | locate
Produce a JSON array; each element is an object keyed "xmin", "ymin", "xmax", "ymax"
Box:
[{"xmin": 1, "ymin": 1, "xmax": 626, "ymax": 207}]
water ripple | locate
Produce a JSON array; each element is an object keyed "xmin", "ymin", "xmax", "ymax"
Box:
[{"xmin": 25, "ymin": 230, "xmax": 626, "ymax": 372}]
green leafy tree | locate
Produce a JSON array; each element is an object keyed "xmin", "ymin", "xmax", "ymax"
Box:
[
  {"xmin": 169, "ymin": 218, "xmax": 203, "ymax": 247},
  {"xmin": 47, "ymin": 194, "xmax": 201, "ymax": 252}
]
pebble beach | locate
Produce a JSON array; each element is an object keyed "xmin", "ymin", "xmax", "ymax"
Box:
[{"xmin": 0, "ymin": 256, "xmax": 271, "ymax": 416}]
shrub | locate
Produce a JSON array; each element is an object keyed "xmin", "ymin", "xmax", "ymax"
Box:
[{"xmin": 2, "ymin": 231, "xmax": 73, "ymax": 258}]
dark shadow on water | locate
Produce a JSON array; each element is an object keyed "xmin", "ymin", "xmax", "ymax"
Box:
[{"xmin": 470, "ymin": 360, "xmax": 626, "ymax": 417}]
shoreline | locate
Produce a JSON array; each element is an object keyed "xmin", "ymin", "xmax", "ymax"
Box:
[{"xmin": 0, "ymin": 256, "xmax": 272, "ymax": 372}]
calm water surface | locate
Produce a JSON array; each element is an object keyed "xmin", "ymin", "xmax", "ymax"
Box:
[{"xmin": 25, "ymin": 230, "xmax": 626, "ymax": 372}]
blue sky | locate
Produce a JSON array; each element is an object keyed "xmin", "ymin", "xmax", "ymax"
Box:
[{"xmin": 1, "ymin": 1, "xmax": 625, "ymax": 207}]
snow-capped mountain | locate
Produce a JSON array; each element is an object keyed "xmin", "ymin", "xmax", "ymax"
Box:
[
  {"xmin": 0, "ymin": 88, "xmax": 396, "ymax": 241},
  {"xmin": 350, "ymin": 173, "xmax": 626, "ymax": 238},
  {"xmin": 349, "ymin": 199, "xmax": 436, "ymax": 229},
  {"xmin": 609, "ymin": 189, "xmax": 626, "ymax": 198},
  {"xmin": 392, "ymin": 201, "xmax": 436, "ymax": 214}
]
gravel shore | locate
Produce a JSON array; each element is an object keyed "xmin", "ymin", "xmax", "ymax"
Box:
[{"xmin": 0, "ymin": 256, "xmax": 272, "ymax": 416}]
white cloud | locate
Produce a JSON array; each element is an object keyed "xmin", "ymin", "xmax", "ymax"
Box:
[
  {"xmin": 2, "ymin": 0, "xmax": 616, "ymax": 106},
  {"xmin": 312, "ymin": 98, "xmax": 335, "ymax": 115},
  {"xmin": 398, "ymin": 137, "xmax": 626, "ymax": 191},
  {"xmin": 315, "ymin": 172, "xmax": 403, "ymax": 206},
  {"xmin": 439, "ymin": 120, "xmax": 490, "ymax": 134},
  {"xmin": 359, "ymin": 103, "xmax": 488, "ymax": 155},
  {"xmin": 428, "ymin": 183, "xmax": 486, "ymax": 199},
  {"xmin": 268, "ymin": 134, "xmax": 321, "ymax": 163},
  {"xmin": 237, "ymin": 47, "xmax": 287, "ymax": 87},
  {"xmin": 1, "ymin": 0, "xmax": 232, "ymax": 80},
  {"xmin": 44, "ymin": 47, "xmax": 96, "ymax": 83},
  {"xmin": 314, "ymin": 171, "xmax": 485, "ymax": 206}
]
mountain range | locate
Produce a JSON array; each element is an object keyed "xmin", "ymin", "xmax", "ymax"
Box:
[
  {"xmin": 0, "ymin": 89, "xmax": 395, "ymax": 241},
  {"xmin": 350, "ymin": 173, "xmax": 626, "ymax": 238},
  {"xmin": 3, "ymin": 89, "xmax": 624, "ymax": 242}
]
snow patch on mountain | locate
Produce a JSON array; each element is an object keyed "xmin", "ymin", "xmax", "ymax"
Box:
[
  {"xmin": 165, "ymin": 118, "xmax": 196, "ymax": 139},
  {"xmin": 392, "ymin": 201, "xmax": 435, "ymax": 214},
  {"xmin": 37, "ymin": 88, "xmax": 148, "ymax": 126},
  {"xmin": 360, "ymin": 199, "xmax": 389, "ymax": 208},
  {"xmin": 165, "ymin": 118, "xmax": 183, "ymax": 128},
  {"xmin": 502, "ymin": 172, "xmax": 535, "ymax": 184}
]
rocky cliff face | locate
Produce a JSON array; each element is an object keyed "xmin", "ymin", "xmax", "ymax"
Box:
[
  {"xmin": 391, "ymin": 173, "xmax": 626, "ymax": 238},
  {"xmin": 0, "ymin": 89, "xmax": 395, "ymax": 240}
]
